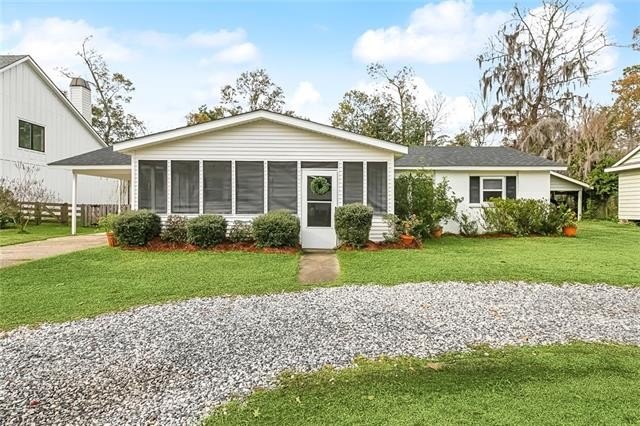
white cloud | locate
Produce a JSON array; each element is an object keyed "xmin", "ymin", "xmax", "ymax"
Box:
[
  {"xmin": 211, "ymin": 42, "xmax": 259, "ymax": 63},
  {"xmin": 290, "ymin": 81, "xmax": 321, "ymax": 109},
  {"xmin": 186, "ymin": 28, "xmax": 246, "ymax": 48},
  {"xmin": 353, "ymin": 0, "xmax": 510, "ymax": 64}
]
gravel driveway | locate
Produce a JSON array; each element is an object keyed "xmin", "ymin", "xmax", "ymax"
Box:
[{"xmin": 1, "ymin": 281, "xmax": 639, "ymax": 425}]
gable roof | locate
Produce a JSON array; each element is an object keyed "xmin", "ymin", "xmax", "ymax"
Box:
[
  {"xmin": 395, "ymin": 146, "xmax": 565, "ymax": 170},
  {"xmin": 0, "ymin": 55, "xmax": 105, "ymax": 147},
  {"xmin": 605, "ymin": 144, "xmax": 640, "ymax": 173},
  {"xmin": 49, "ymin": 146, "xmax": 130, "ymax": 167},
  {"xmin": 112, "ymin": 110, "xmax": 408, "ymax": 155},
  {"xmin": 550, "ymin": 171, "xmax": 591, "ymax": 189}
]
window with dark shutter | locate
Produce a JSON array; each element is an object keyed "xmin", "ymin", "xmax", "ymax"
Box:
[
  {"xmin": 506, "ymin": 176, "xmax": 517, "ymax": 199},
  {"xmin": 203, "ymin": 161, "xmax": 231, "ymax": 214},
  {"xmin": 469, "ymin": 176, "xmax": 480, "ymax": 204},
  {"xmin": 367, "ymin": 162, "xmax": 387, "ymax": 214},
  {"xmin": 139, "ymin": 160, "xmax": 167, "ymax": 213},
  {"xmin": 236, "ymin": 161, "xmax": 264, "ymax": 214},
  {"xmin": 343, "ymin": 162, "xmax": 363, "ymax": 204},
  {"xmin": 268, "ymin": 162, "xmax": 297, "ymax": 212}
]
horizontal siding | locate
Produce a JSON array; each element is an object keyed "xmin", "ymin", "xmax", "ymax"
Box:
[
  {"xmin": 550, "ymin": 175, "xmax": 582, "ymax": 191},
  {"xmin": 619, "ymin": 171, "xmax": 640, "ymax": 220}
]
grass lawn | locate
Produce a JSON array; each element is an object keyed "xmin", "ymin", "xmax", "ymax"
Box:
[
  {"xmin": 0, "ymin": 222, "xmax": 98, "ymax": 246},
  {"xmin": 338, "ymin": 220, "xmax": 640, "ymax": 286},
  {"xmin": 205, "ymin": 343, "xmax": 640, "ymax": 425},
  {"xmin": 0, "ymin": 248, "xmax": 300, "ymax": 330}
]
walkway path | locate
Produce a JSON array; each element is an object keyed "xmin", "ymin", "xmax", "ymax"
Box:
[
  {"xmin": 298, "ymin": 250, "xmax": 340, "ymax": 283},
  {"xmin": 0, "ymin": 233, "xmax": 106, "ymax": 268},
  {"xmin": 1, "ymin": 282, "xmax": 638, "ymax": 424}
]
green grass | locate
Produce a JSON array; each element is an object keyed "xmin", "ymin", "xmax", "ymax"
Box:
[
  {"xmin": 0, "ymin": 248, "xmax": 300, "ymax": 330},
  {"xmin": 0, "ymin": 222, "xmax": 98, "ymax": 246},
  {"xmin": 339, "ymin": 221, "xmax": 640, "ymax": 286},
  {"xmin": 205, "ymin": 343, "xmax": 640, "ymax": 425}
]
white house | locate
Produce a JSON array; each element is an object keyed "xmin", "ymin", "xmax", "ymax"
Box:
[
  {"xmin": 605, "ymin": 144, "xmax": 640, "ymax": 222},
  {"xmin": 0, "ymin": 55, "xmax": 118, "ymax": 204}
]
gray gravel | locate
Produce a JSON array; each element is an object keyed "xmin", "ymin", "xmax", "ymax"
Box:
[{"xmin": 1, "ymin": 281, "xmax": 639, "ymax": 425}]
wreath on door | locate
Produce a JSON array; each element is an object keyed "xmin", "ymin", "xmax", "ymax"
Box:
[{"xmin": 310, "ymin": 176, "xmax": 331, "ymax": 195}]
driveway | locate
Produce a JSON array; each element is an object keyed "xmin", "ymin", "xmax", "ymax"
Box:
[
  {"xmin": 1, "ymin": 282, "xmax": 639, "ymax": 425},
  {"xmin": 0, "ymin": 234, "xmax": 105, "ymax": 268}
]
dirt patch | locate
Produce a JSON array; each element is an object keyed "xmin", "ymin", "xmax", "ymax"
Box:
[
  {"xmin": 121, "ymin": 238, "xmax": 299, "ymax": 254},
  {"xmin": 338, "ymin": 240, "xmax": 423, "ymax": 251}
]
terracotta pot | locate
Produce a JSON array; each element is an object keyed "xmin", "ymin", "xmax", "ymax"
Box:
[
  {"xmin": 562, "ymin": 225, "xmax": 577, "ymax": 237},
  {"xmin": 399, "ymin": 234, "xmax": 415, "ymax": 247},
  {"xmin": 431, "ymin": 227, "xmax": 443, "ymax": 239},
  {"xmin": 106, "ymin": 231, "xmax": 118, "ymax": 247}
]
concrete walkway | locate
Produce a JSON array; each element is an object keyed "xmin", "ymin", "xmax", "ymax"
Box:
[
  {"xmin": 0, "ymin": 233, "xmax": 106, "ymax": 268},
  {"xmin": 298, "ymin": 251, "xmax": 340, "ymax": 283}
]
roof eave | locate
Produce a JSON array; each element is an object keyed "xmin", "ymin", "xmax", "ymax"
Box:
[
  {"xmin": 605, "ymin": 163, "xmax": 640, "ymax": 173},
  {"xmin": 550, "ymin": 171, "xmax": 592, "ymax": 189},
  {"xmin": 610, "ymin": 145, "xmax": 640, "ymax": 168},
  {"xmin": 394, "ymin": 165, "xmax": 566, "ymax": 171}
]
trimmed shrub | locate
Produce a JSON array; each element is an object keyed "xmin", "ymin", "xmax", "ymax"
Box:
[
  {"xmin": 228, "ymin": 220, "xmax": 254, "ymax": 243},
  {"xmin": 161, "ymin": 215, "xmax": 189, "ymax": 243},
  {"xmin": 458, "ymin": 212, "xmax": 479, "ymax": 236},
  {"xmin": 335, "ymin": 203, "xmax": 373, "ymax": 247},
  {"xmin": 482, "ymin": 198, "xmax": 563, "ymax": 236},
  {"xmin": 113, "ymin": 210, "xmax": 161, "ymax": 246},
  {"xmin": 187, "ymin": 215, "xmax": 227, "ymax": 248},
  {"xmin": 252, "ymin": 210, "xmax": 300, "ymax": 248}
]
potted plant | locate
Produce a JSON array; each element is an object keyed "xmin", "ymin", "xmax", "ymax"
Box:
[
  {"xmin": 431, "ymin": 224, "xmax": 443, "ymax": 239},
  {"xmin": 98, "ymin": 213, "xmax": 119, "ymax": 247},
  {"xmin": 561, "ymin": 209, "xmax": 578, "ymax": 237},
  {"xmin": 400, "ymin": 214, "xmax": 421, "ymax": 247}
]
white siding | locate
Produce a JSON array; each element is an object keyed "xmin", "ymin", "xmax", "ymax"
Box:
[
  {"xmin": 0, "ymin": 61, "xmax": 118, "ymax": 203},
  {"xmin": 551, "ymin": 174, "xmax": 583, "ymax": 191},
  {"xmin": 130, "ymin": 120, "xmax": 395, "ymax": 241},
  {"xmin": 618, "ymin": 170, "xmax": 640, "ymax": 220}
]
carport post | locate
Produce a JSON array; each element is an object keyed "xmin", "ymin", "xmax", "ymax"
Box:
[
  {"xmin": 578, "ymin": 189, "xmax": 583, "ymax": 220},
  {"xmin": 71, "ymin": 172, "xmax": 77, "ymax": 235},
  {"xmin": 117, "ymin": 179, "xmax": 122, "ymax": 214}
]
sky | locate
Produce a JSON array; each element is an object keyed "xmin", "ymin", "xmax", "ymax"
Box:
[{"xmin": 1, "ymin": 0, "xmax": 638, "ymax": 136}]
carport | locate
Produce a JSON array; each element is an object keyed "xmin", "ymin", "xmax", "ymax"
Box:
[{"xmin": 550, "ymin": 171, "xmax": 591, "ymax": 219}]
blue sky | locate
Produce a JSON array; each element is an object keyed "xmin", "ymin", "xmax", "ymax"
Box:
[{"xmin": 1, "ymin": 0, "xmax": 638, "ymax": 135}]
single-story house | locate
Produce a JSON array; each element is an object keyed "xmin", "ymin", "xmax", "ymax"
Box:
[
  {"xmin": 50, "ymin": 110, "xmax": 589, "ymax": 248},
  {"xmin": 605, "ymin": 144, "xmax": 640, "ymax": 222}
]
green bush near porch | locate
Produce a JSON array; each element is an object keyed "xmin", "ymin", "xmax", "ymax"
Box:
[
  {"xmin": 113, "ymin": 210, "xmax": 161, "ymax": 246},
  {"xmin": 252, "ymin": 210, "xmax": 300, "ymax": 247},
  {"xmin": 335, "ymin": 203, "xmax": 373, "ymax": 247}
]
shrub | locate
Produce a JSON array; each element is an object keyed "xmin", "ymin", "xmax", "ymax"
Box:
[
  {"xmin": 382, "ymin": 214, "xmax": 401, "ymax": 242},
  {"xmin": 161, "ymin": 215, "xmax": 189, "ymax": 243},
  {"xmin": 458, "ymin": 212, "xmax": 479, "ymax": 236},
  {"xmin": 482, "ymin": 198, "xmax": 563, "ymax": 236},
  {"xmin": 113, "ymin": 210, "xmax": 161, "ymax": 246},
  {"xmin": 0, "ymin": 186, "xmax": 19, "ymax": 229},
  {"xmin": 228, "ymin": 220, "xmax": 254, "ymax": 243},
  {"xmin": 252, "ymin": 210, "xmax": 300, "ymax": 248},
  {"xmin": 187, "ymin": 215, "xmax": 227, "ymax": 248},
  {"xmin": 335, "ymin": 203, "xmax": 373, "ymax": 247},
  {"xmin": 97, "ymin": 213, "xmax": 119, "ymax": 233}
]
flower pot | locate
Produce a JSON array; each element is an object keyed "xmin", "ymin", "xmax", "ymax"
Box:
[
  {"xmin": 399, "ymin": 234, "xmax": 415, "ymax": 247},
  {"xmin": 562, "ymin": 225, "xmax": 577, "ymax": 237},
  {"xmin": 106, "ymin": 231, "xmax": 118, "ymax": 247},
  {"xmin": 431, "ymin": 227, "xmax": 443, "ymax": 239}
]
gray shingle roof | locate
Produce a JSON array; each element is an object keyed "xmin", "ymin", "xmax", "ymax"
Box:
[
  {"xmin": 0, "ymin": 55, "xmax": 28, "ymax": 70},
  {"xmin": 48, "ymin": 146, "xmax": 130, "ymax": 167},
  {"xmin": 395, "ymin": 146, "xmax": 564, "ymax": 168}
]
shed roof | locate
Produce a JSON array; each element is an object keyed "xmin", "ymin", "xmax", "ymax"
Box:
[{"xmin": 49, "ymin": 146, "xmax": 130, "ymax": 167}]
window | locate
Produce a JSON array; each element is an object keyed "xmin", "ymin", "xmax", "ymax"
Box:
[
  {"xmin": 307, "ymin": 175, "xmax": 332, "ymax": 227},
  {"xmin": 367, "ymin": 162, "xmax": 387, "ymax": 214},
  {"xmin": 138, "ymin": 161, "xmax": 167, "ymax": 213},
  {"xmin": 171, "ymin": 161, "xmax": 199, "ymax": 214},
  {"xmin": 470, "ymin": 176, "xmax": 517, "ymax": 204},
  {"xmin": 268, "ymin": 162, "xmax": 297, "ymax": 212},
  {"xmin": 18, "ymin": 120, "xmax": 45, "ymax": 152},
  {"xmin": 343, "ymin": 162, "xmax": 363, "ymax": 204},
  {"xmin": 236, "ymin": 161, "xmax": 264, "ymax": 214},
  {"xmin": 203, "ymin": 161, "xmax": 231, "ymax": 214},
  {"xmin": 301, "ymin": 161, "xmax": 337, "ymax": 169},
  {"xmin": 482, "ymin": 177, "xmax": 504, "ymax": 202}
]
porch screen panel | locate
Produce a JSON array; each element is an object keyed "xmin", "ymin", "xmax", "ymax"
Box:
[
  {"xmin": 268, "ymin": 162, "xmax": 297, "ymax": 212},
  {"xmin": 171, "ymin": 161, "xmax": 199, "ymax": 213},
  {"xmin": 367, "ymin": 162, "xmax": 387, "ymax": 214},
  {"xmin": 236, "ymin": 161, "xmax": 264, "ymax": 214},
  {"xmin": 343, "ymin": 162, "xmax": 363, "ymax": 204},
  {"xmin": 138, "ymin": 160, "xmax": 167, "ymax": 213},
  {"xmin": 203, "ymin": 161, "xmax": 231, "ymax": 214}
]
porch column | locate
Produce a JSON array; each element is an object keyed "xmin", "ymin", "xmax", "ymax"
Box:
[
  {"xmin": 71, "ymin": 172, "xmax": 77, "ymax": 235},
  {"xmin": 577, "ymin": 189, "xmax": 583, "ymax": 220},
  {"xmin": 117, "ymin": 179, "xmax": 122, "ymax": 214}
]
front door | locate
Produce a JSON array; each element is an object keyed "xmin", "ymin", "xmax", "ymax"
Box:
[{"xmin": 301, "ymin": 169, "xmax": 337, "ymax": 249}]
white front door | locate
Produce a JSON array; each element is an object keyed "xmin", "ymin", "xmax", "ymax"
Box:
[{"xmin": 301, "ymin": 169, "xmax": 338, "ymax": 249}]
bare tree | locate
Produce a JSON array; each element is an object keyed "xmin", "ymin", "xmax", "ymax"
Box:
[{"xmin": 423, "ymin": 92, "xmax": 448, "ymax": 145}]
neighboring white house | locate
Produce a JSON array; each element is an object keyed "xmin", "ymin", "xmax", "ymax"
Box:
[
  {"xmin": 605, "ymin": 144, "xmax": 640, "ymax": 221},
  {"xmin": 0, "ymin": 55, "xmax": 118, "ymax": 204}
]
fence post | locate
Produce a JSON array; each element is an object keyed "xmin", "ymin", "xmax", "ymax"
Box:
[
  {"xmin": 34, "ymin": 202, "xmax": 42, "ymax": 225},
  {"xmin": 60, "ymin": 203, "xmax": 69, "ymax": 224}
]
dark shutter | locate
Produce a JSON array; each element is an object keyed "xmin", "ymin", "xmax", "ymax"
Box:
[
  {"xmin": 301, "ymin": 161, "xmax": 338, "ymax": 169},
  {"xmin": 138, "ymin": 160, "xmax": 167, "ymax": 213},
  {"xmin": 506, "ymin": 176, "xmax": 517, "ymax": 199},
  {"xmin": 268, "ymin": 162, "xmax": 297, "ymax": 212},
  {"xmin": 367, "ymin": 162, "xmax": 387, "ymax": 214},
  {"xmin": 343, "ymin": 162, "xmax": 363, "ymax": 204},
  {"xmin": 203, "ymin": 161, "xmax": 231, "ymax": 214},
  {"xmin": 236, "ymin": 161, "xmax": 264, "ymax": 214},
  {"xmin": 469, "ymin": 176, "xmax": 480, "ymax": 204}
]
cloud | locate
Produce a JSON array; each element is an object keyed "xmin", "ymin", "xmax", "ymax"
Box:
[
  {"xmin": 186, "ymin": 28, "xmax": 246, "ymax": 48},
  {"xmin": 353, "ymin": 0, "xmax": 510, "ymax": 64},
  {"xmin": 290, "ymin": 81, "xmax": 321, "ymax": 110},
  {"xmin": 211, "ymin": 42, "xmax": 259, "ymax": 64}
]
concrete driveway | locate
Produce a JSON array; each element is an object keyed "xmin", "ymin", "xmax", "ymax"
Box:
[{"xmin": 0, "ymin": 233, "xmax": 106, "ymax": 268}]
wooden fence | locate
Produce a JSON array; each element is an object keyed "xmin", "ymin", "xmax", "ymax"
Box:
[{"xmin": 19, "ymin": 202, "xmax": 129, "ymax": 227}]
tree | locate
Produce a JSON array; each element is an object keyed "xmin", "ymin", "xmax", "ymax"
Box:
[
  {"xmin": 330, "ymin": 90, "xmax": 396, "ymax": 142},
  {"xmin": 62, "ymin": 37, "xmax": 146, "ymax": 144},
  {"xmin": 478, "ymin": 0, "xmax": 610, "ymax": 147},
  {"xmin": 567, "ymin": 106, "xmax": 618, "ymax": 180},
  {"xmin": 186, "ymin": 69, "xmax": 292, "ymax": 125},
  {"xmin": 611, "ymin": 65, "xmax": 640, "ymax": 152}
]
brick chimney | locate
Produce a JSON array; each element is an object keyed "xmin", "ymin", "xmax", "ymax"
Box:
[{"xmin": 69, "ymin": 77, "xmax": 92, "ymax": 122}]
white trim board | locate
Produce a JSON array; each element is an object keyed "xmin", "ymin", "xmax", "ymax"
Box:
[
  {"xmin": 395, "ymin": 166, "xmax": 566, "ymax": 171},
  {"xmin": 609, "ymin": 145, "xmax": 640, "ymax": 168},
  {"xmin": 605, "ymin": 163, "xmax": 640, "ymax": 173}
]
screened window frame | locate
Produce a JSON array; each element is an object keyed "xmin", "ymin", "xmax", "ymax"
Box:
[
  {"xmin": 235, "ymin": 161, "xmax": 265, "ymax": 214},
  {"xmin": 138, "ymin": 160, "xmax": 168, "ymax": 214},
  {"xmin": 268, "ymin": 161, "xmax": 298, "ymax": 213},
  {"xmin": 18, "ymin": 119, "xmax": 45, "ymax": 152},
  {"xmin": 343, "ymin": 162, "xmax": 364, "ymax": 205},
  {"xmin": 366, "ymin": 162, "xmax": 388, "ymax": 214},
  {"xmin": 170, "ymin": 160, "xmax": 200, "ymax": 214},
  {"xmin": 203, "ymin": 161, "xmax": 232, "ymax": 214}
]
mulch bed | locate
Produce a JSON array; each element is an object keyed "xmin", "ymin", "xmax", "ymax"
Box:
[
  {"xmin": 121, "ymin": 238, "xmax": 300, "ymax": 254},
  {"xmin": 339, "ymin": 240, "xmax": 423, "ymax": 251}
]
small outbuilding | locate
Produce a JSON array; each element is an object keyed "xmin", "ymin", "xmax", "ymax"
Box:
[{"xmin": 605, "ymin": 145, "xmax": 640, "ymax": 222}]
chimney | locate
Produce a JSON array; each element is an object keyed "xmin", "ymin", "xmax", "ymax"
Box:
[{"xmin": 69, "ymin": 77, "xmax": 92, "ymax": 122}]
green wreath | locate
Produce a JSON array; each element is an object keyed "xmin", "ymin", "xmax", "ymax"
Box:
[{"xmin": 310, "ymin": 176, "xmax": 331, "ymax": 195}]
